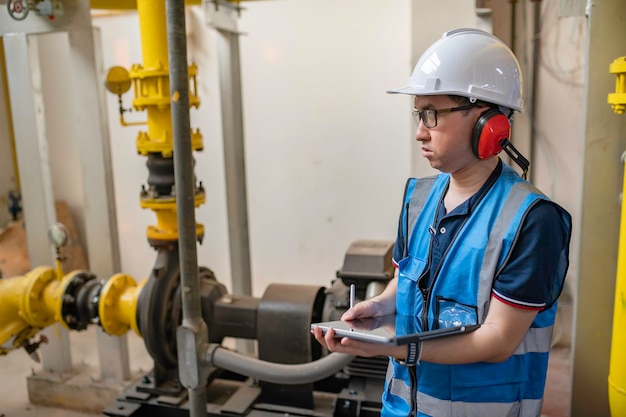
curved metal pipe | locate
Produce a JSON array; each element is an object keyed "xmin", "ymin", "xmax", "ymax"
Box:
[{"xmin": 204, "ymin": 344, "xmax": 355, "ymax": 385}]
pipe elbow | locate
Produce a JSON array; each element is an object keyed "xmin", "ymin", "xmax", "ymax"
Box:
[{"xmin": 203, "ymin": 344, "xmax": 355, "ymax": 385}]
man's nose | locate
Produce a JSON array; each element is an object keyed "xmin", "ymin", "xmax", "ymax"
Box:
[{"xmin": 415, "ymin": 119, "xmax": 430, "ymax": 142}]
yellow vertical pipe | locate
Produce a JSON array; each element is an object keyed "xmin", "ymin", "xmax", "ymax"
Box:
[
  {"xmin": 609, "ymin": 157, "xmax": 626, "ymax": 416},
  {"xmin": 136, "ymin": 0, "xmax": 171, "ymax": 151},
  {"xmin": 0, "ymin": 39, "xmax": 22, "ymax": 192}
]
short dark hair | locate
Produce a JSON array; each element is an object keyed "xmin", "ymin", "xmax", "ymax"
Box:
[{"xmin": 448, "ymin": 95, "xmax": 513, "ymax": 117}]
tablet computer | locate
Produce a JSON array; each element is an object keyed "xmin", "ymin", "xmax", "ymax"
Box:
[{"xmin": 311, "ymin": 315, "xmax": 480, "ymax": 346}]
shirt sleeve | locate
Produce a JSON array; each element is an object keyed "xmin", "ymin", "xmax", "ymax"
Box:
[{"xmin": 492, "ymin": 200, "xmax": 569, "ymax": 311}]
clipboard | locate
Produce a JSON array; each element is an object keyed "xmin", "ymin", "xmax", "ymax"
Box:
[{"xmin": 311, "ymin": 314, "xmax": 480, "ymax": 346}]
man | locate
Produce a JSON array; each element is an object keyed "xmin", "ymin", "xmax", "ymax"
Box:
[{"xmin": 312, "ymin": 28, "xmax": 571, "ymax": 417}]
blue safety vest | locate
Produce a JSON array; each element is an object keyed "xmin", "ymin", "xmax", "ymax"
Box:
[{"xmin": 382, "ymin": 164, "xmax": 571, "ymax": 417}]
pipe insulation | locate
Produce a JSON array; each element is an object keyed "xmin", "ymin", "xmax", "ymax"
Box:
[{"xmin": 204, "ymin": 345, "xmax": 355, "ymax": 385}]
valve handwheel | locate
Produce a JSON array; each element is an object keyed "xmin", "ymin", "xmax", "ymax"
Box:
[{"xmin": 7, "ymin": 0, "xmax": 29, "ymax": 21}]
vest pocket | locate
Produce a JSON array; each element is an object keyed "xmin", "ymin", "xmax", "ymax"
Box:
[
  {"xmin": 397, "ymin": 256, "xmax": 429, "ymax": 317},
  {"xmin": 435, "ymin": 296, "xmax": 478, "ymax": 329},
  {"xmin": 397, "ymin": 255, "xmax": 428, "ymax": 283}
]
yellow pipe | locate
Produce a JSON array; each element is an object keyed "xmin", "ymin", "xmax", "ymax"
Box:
[
  {"xmin": 609, "ymin": 156, "xmax": 626, "ymax": 416},
  {"xmin": 0, "ymin": 39, "xmax": 22, "ymax": 193},
  {"xmin": 608, "ymin": 57, "xmax": 626, "ymax": 417},
  {"xmin": 99, "ymin": 274, "xmax": 143, "ymax": 336},
  {"xmin": 0, "ymin": 268, "xmax": 64, "ymax": 354},
  {"xmin": 0, "ymin": 267, "xmax": 147, "ymax": 357},
  {"xmin": 130, "ymin": 0, "xmax": 204, "ymax": 243},
  {"xmin": 90, "ymin": 0, "xmax": 202, "ymax": 10},
  {"xmin": 134, "ymin": 0, "xmax": 172, "ymax": 158}
]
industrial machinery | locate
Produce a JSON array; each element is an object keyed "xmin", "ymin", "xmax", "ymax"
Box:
[
  {"xmin": 0, "ymin": 234, "xmax": 395, "ymax": 416},
  {"xmin": 0, "ymin": 1, "xmax": 398, "ymax": 415}
]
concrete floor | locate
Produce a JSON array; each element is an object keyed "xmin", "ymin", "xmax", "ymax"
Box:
[{"xmin": 0, "ymin": 327, "xmax": 153, "ymax": 417}]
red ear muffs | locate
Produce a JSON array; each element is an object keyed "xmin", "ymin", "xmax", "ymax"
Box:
[{"xmin": 471, "ymin": 108, "xmax": 511, "ymax": 160}]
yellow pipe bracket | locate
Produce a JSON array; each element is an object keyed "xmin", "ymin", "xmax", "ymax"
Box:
[{"xmin": 608, "ymin": 57, "xmax": 626, "ymax": 115}]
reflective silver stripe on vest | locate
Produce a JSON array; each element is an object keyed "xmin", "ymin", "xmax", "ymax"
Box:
[
  {"xmin": 386, "ymin": 361, "xmax": 412, "ymax": 401},
  {"xmin": 477, "ymin": 182, "xmax": 535, "ymax": 322},
  {"xmin": 408, "ymin": 176, "xmax": 437, "ymax": 241},
  {"xmin": 513, "ymin": 326, "xmax": 553, "ymax": 355},
  {"xmin": 416, "ymin": 391, "xmax": 543, "ymax": 417}
]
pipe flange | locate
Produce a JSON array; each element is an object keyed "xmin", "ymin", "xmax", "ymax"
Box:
[
  {"xmin": 21, "ymin": 267, "xmax": 57, "ymax": 327},
  {"xmin": 99, "ymin": 274, "xmax": 137, "ymax": 336},
  {"xmin": 58, "ymin": 271, "xmax": 97, "ymax": 330}
]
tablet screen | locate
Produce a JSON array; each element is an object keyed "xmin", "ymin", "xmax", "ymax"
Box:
[
  {"xmin": 311, "ymin": 315, "xmax": 397, "ymax": 344},
  {"xmin": 311, "ymin": 315, "xmax": 480, "ymax": 345}
]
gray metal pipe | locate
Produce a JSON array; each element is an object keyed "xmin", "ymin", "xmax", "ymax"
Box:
[
  {"xmin": 203, "ymin": 344, "xmax": 355, "ymax": 385},
  {"xmin": 167, "ymin": 0, "xmax": 201, "ymax": 318},
  {"xmin": 166, "ymin": 0, "xmax": 208, "ymax": 415}
]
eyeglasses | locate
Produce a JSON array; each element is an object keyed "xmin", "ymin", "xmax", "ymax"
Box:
[{"xmin": 412, "ymin": 104, "xmax": 477, "ymax": 128}]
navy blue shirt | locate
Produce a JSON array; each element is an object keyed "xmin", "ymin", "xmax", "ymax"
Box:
[{"xmin": 393, "ymin": 159, "xmax": 567, "ymax": 310}]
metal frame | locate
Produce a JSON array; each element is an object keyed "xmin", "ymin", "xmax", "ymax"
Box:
[
  {"xmin": 0, "ymin": 1, "xmax": 128, "ymax": 380},
  {"xmin": 3, "ymin": 32, "xmax": 72, "ymax": 372},
  {"xmin": 207, "ymin": 0, "xmax": 253, "ymax": 298},
  {"xmin": 571, "ymin": 0, "xmax": 626, "ymax": 415}
]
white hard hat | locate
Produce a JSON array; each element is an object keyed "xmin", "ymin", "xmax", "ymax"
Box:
[{"xmin": 388, "ymin": 28, "xmax": 523, "ymax": 112}]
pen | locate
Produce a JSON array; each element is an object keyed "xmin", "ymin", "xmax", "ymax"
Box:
[{"xmin": 349, "ymin": 284, "xmax": 355, "ymax": 309}]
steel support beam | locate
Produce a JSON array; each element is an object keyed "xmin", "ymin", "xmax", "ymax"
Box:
[
  {"xmin": 571, "ymin": 1, "xmax": 626, "ymax": 415},
  {"xmin": 2, "ymin": 32, "xmax": 72, "ymax": 373},
  {"xmin": 1, "ymin": 0, "xmax": 129, "ymax": 382},
  {"xmin": 209, "ymin": 1, "xmax": 253, "ymax": 297},
  {"xmin": 67, "ymin": 27, "xmax": 129, "ymax": 382}
]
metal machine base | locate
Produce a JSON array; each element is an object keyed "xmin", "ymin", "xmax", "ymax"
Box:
[{"xmin": 104, "ymin": 366, "xmax": 384, "ymax": 417}]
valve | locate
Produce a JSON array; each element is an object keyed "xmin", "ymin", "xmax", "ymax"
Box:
[
  {"xmin": 7, "ymin": 190, "xmax": 22, "ymax": 221},
  {"xmin": 7, "ymin": 0, "xmax": 29, "ymax": 21},
  {"xmin": 105, "ymin": 66, "xmax": 147, "ymax": 127},
  {"xmin": 23, "ymin": 334, "xmax": 48, "ymax": 363},
  {"xmin": 7, "ymin": 0, "xmax": 63, "ymax": 21}
]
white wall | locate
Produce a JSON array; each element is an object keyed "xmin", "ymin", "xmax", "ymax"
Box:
[
  {"xmin": 410, "ymin": 0, "xmax": 483, "ymax": 178},
  {"xmin": 92, "ymin": 0, "xmax": 412, "ymax": 296},
  {"xmin": 532, "ymin": 5, "xmax": 585, "ymax": 288},
  {"xmin": 18, "ymin": 0, "xmax": 581, "ymax": 302},
  {"xmin": 236, "ymin": 0, "xmax": 412, "ymax": 295}
]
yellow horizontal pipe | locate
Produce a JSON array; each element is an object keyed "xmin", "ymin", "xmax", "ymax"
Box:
[
  {"xmin": 90, "ymin": 0, "xmax": 201, "ymax": 10},
  {"xmin": 99, "ymin": 274, "xmax": 141, "ymax": 336},
  {"xmin": 0, "ymin": 268, "xmax": 64, "ymax": 353}
]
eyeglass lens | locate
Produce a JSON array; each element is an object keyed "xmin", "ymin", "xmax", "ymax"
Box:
[{"xmin": 412, "ymin": 110, "xmax": 437, "ymax": 128}]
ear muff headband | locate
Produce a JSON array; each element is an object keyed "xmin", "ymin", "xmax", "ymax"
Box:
[{"xmin": 471, "ymin": 108, "xmax": 511, "ymax": 160}]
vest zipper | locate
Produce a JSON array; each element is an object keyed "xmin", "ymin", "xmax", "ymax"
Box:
[
  {"xmin": 420, "ymin": 286, "xmax": 430, "ymax": 330},
  {"xmin": 404, "ymin": 202, "xmax": 410, "ymax": 258},
  {"xmin": 409, "ymin": 365, "xmax": 418, "ymax": 416}
]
